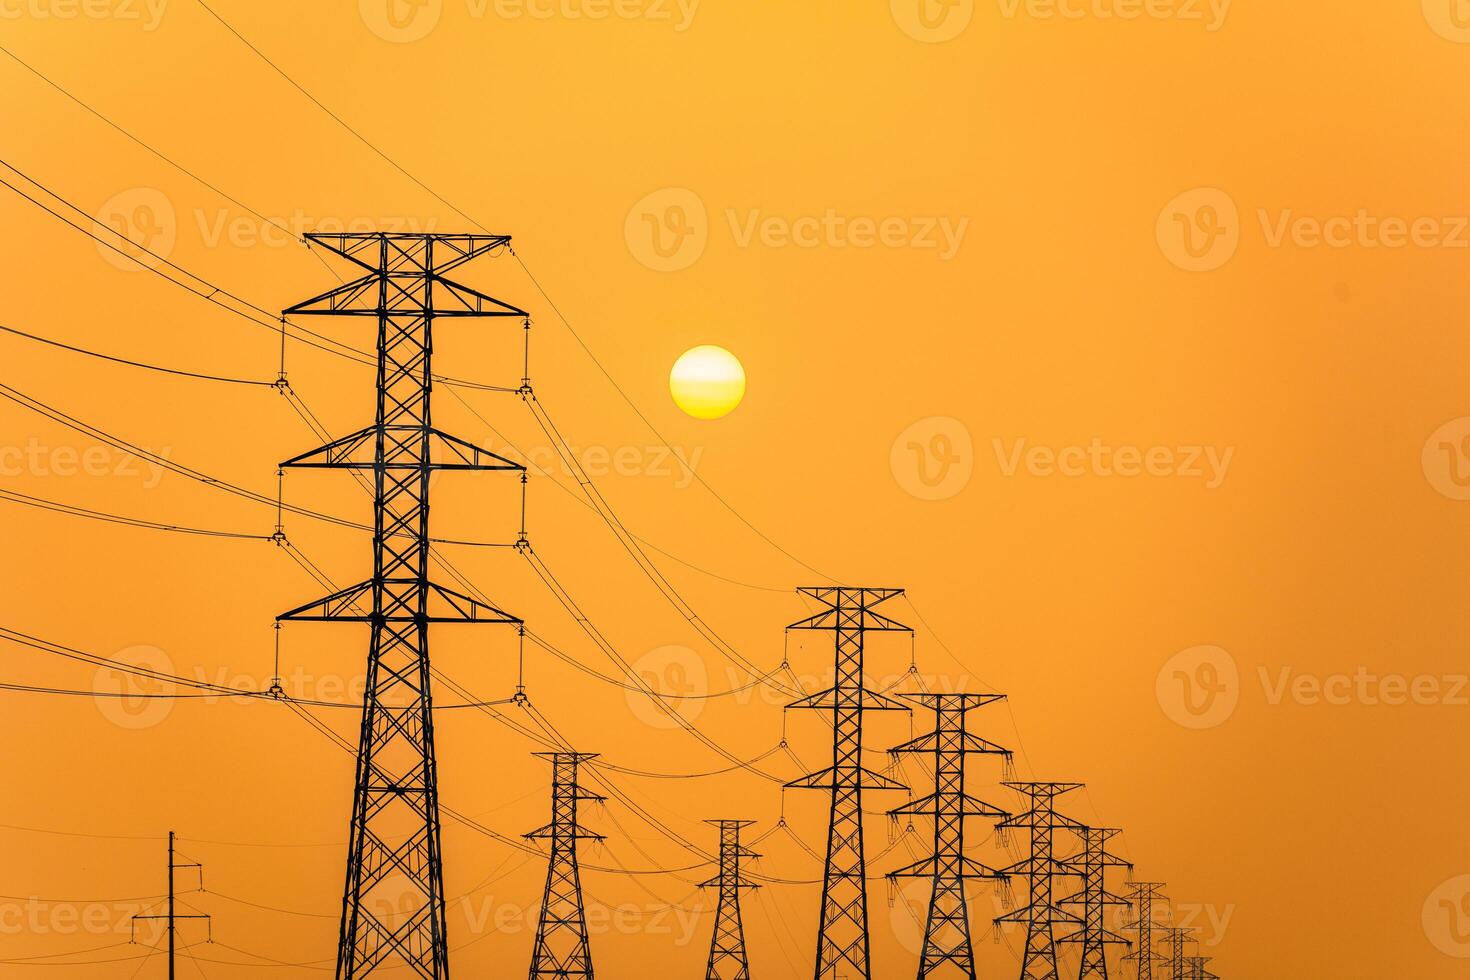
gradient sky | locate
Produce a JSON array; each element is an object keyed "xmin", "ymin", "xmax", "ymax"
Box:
[{"xmin": 0, "ymin": 2, "xmax": 1467, "ymax": 978}]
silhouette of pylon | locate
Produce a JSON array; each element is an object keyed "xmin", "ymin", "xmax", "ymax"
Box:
[
  {"xmin": 278, "ymin": 232, "xmax": 527, "ymax": 980},
  {"xmin": 1120, "ymin": 883, "xmax": 1168, "ymax": 980},
  {"xmin": 526, "ymin": 752, "xmax": 604, "ymax": 980},
  {"xmin": 786, "ymin": 587, "xmax": 912, "ymax": 980},
  {"xmin": 1058, "ymin": 827, "xmax": 1131, "ymax": 979},
  {"xmin": 995, "ymin": 782, "xmax": 1084, "ymax": 980},
  {"xmin": 1162, "ymin": 927, "xmax": 1195, "ymax": 980},
  {"xmin": 702, "ymin": 820, "xmax": 760, "ymax": 980},
  {"xmin": 887, "ymin": 693, "xmax": 1011, "ymax": 980}
]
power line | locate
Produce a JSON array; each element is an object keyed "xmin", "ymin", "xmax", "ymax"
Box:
[
  {"xmin": 0, "ymin": 487, "xmax": 269, "ymax": 540},
  {"xmin": 0, "ymin": 321, "xmax": 273, "ymax": 386},
  {"xmin": 0, "ymin": 157, "xmax": 517, "ymax": 392}
]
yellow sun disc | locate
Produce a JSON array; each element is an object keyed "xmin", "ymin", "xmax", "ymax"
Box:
[{"xmin": 669, "ymin": 345, "xmax": 746, "ymax": 420}]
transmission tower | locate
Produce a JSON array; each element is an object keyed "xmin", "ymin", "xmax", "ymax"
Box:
[
  {"xmin": 1120, "ymin": 883, "xmax": 1168, "ymax": 980},
  {"xmin": 786, "ymin": 587, "xmax": 912, "ymax": 980},
  {"xmin": 131, "ymin": 832, "xmax": 210, "ymax": 979},
  {"xmin": 887, "ymin": 693, "xmax": 1011, "ymax": 979},
  {"xmin": 279, "ymin": 233, "xmax": 527, "ymax": 980},
  {"xmin": 1058, "ymin": 827, "xmax": 1131, "ymax": 979},
  {"xmin": 702, "ymin": 819, "xmax": 760, "ymax": 980},
  {"xmin": 995, "ymin": 782, "xmax": 1084, "ymax": 980},
  {"xmin": 1185, "ymin": 956, "xmax": 1211, "ymax": 980},
  {"xmin": 1162, "ymin": 927, "xmax": 1195, "ymax": 980},
  {"xmin": 526, "ymin": 751, "xmax": 605, "ymax": 980}
]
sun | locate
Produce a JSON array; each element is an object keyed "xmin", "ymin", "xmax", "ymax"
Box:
[{"xmin": 669, "ymin": 345, "xmax": 746, "ymax": 420}]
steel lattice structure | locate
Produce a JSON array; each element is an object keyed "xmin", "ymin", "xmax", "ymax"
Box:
[
  {"xmin": 702, "ymin": 819, "xmax": 760, "ymax": 980},
  {"xmin": 786, "ymin": 587, "xmax": 911, "ymax": 980},
  {"xmin": 526, "ymin": 751, "xmax": 605, "ymax": 980},
  {"xmin": 279, "ymin": 233, "xmax": 527, "ymax": 979},
  {"xmin": 1162, "ymin": 927, "xmax": 1195, "ymax": 980},
  {"xmin": 1120, "ymin": 883, "xmax": 1168, "ymax": 980},
  {"xmin": 1058, "ymin": 827, "xmax": 1131, "ymax": 979},
  {"xmin": 888, "ymin": 693, "xmax": 1012, "ymax": 980},
  {"xmin": 995, "ymin": 782, "xmax": 1084, "ymax": 980}
]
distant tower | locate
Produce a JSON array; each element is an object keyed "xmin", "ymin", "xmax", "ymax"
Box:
[
  {"xmin": 995, "ymin": 782, "xmax": 1084, "ymax": 980},
  {"xmin": 786, "ymin": 587, "xmax": 912, "ymax": 980},
  {"xmin": 702, "ymin": 820, "xmax": 760, "ymax": 980},
  {"xmin": 1162, "ymin": 927, "xmax": 1195, "ymax": 980},
  {"xmin": 526, "ymin": 752, "xmax": 604, "ymax": 980},
  {"xmin": 130, "ymin": 832, "xmax": 210, "ymax": 980},
  {"xmin": 888, "ymin": 693, "xmax": 1011, "ymax": 979},
  {"xmin": 1120, "ymin": 883, "xmax": 1168, "ymax": 980},
  {"xmin": 1058, "ymin": 827, "xmax": 1131, "ymax": 979}
]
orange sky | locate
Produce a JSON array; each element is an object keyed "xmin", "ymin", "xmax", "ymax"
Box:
[{"xmin": 0, "ymin": 2, "xmax": 1468, "ymax": 978}]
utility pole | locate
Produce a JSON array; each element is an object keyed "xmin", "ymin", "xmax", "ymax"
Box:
[
  {"xmin": 702, "ymin": 819, "xmax": 760, "ymax": 980},
  {"xmin": 1058, "ymin": 827, "xmax": 1131, "ymax": 979},
  {"xmin": 132, "ymin": 832, "xmax": 210, "ymax": 979},
  {"xmin": 279, "ymin": 232, "xmax": 528, "ymax": 980},
  {"xmin": 1120, "ymin": 883, "xmax": 1168, "ymax": 980},
  {"xmin": 1162, "ymin": 927, "xmax": 1195, "ymax": 980},
  {"xmin": 786, "ymin": 587, "xmax": 912, "ymax": 980},
  {"xmin": 887, "ymin": 693, "xmax": 1011, "ymax": 980},
  {"xmin": 526, "ymin": 751, "xmax": 605, "ymax": 980},
  {"xmin": 995, "ymin": 782, "xmax": 1084, "ymax": 980}
]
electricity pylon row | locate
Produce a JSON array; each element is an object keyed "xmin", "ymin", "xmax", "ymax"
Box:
[{"xmin": 273, "ymin": 239, "xmax": 1220, "ymax": 980}]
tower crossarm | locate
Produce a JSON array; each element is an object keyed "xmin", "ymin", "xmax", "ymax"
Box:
[
  {"xmin": 888, "ymin": 853, "xmax": 1007, "ymax": 881},
  {"xmin": 889, "ymin": 790, "xmax": 1008, "ymax": 820},
  {"xmin": 281, "ymin": 426, "xmax": 524, "ymax": 472}
]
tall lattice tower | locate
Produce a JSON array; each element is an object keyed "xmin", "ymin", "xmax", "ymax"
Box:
[
  {"xmin": 995, "ymin": 781, "xmax": 1084, "ymax": 980},
  {"xmin": 279, "ymin": 233, "xmax": 527, "ymax": 979},
  {"xmin": 702, "ymin": 820, "xmax": 760, "ymax": 980},
  {"xmin": 1120, "ymin": 883, "xmax": 1168, "ymax": 980},
  {"xmin": 1162, "ymin": 927, "xmax": 1195, "ymax": 980},
  {"xmin": 786, "ymin": 587, "xmax": 912, "ymax": 980},
  {"xmin": 1058, "ymin": 827, "xmax": 1131, "ymax": 979},
  {"xmin": 526, "ymin": 752, "xmax": 604, "ymax": 980},
  {"xmin": 888, "ymin": 693, "xmax": 1011, "ymax": 979}
]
